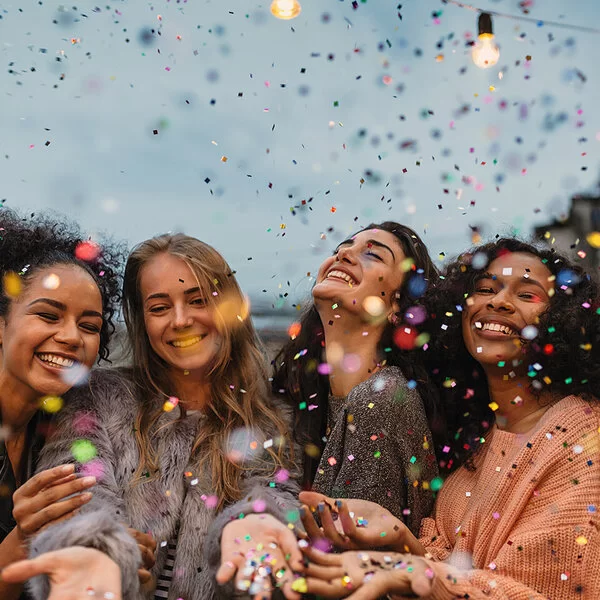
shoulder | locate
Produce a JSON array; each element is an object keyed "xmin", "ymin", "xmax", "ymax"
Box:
[
  {"xmin": 64, "ymin": 367, "xmax": 138, "ymax": 416},
  {"xmin": 346, "ymin": 366, "xmax": 425, "ymax": 417}
]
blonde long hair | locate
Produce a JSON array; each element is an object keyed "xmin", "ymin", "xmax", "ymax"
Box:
[{"xmin": 122, "ymin": 233, "xmax": 290, "ymax": 509}]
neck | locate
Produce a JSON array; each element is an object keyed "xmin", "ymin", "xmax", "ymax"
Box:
[
  {"xmin": 484, "ymin": 366, "xmax": 555, "ymax": 433},
  {"xmin": 319, "ymin": 307, "xmax": 385, "ymax": 397},
  {"xmin": 0, "ymin": 373, "xmax": 40, "ymax": 434},
  {"xmin": 168, "ymin": 369, "xmax": 211, "ymax": 412}
]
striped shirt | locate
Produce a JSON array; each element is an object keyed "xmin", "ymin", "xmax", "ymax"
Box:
[{"xmin": 154, "ymin": 534, "xmax": 178, "ymax": 599}]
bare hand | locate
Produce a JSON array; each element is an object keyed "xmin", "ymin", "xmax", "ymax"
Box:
[
  {"xmin": 127, "ymin": 528, "xmax": 157, "ymax": 584},
  {"xmin": 216, "ymin": 513, "xmax": 305, "ymax": 600},
  {"xmin": 299, "ymin": 492, "xmax": 407, "ymax": 552},
  {"xmin": 0, "ymin": 546, "xmax": 122, "ymax": 600},
  {"xmin": 301, "ymin": 545, "xmax": 434, "ymax": 599},
  {"xmin": 12, "ymin": 464, "xmax": 95, "ymax": 541}
]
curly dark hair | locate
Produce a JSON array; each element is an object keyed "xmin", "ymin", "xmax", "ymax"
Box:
[
  {"xmin": 0, "ymin": 208, "xmax": 126, "ymax": 362},
  {"xmin": 272, "ymin": 221, "xmax": 445, "ymax": 487},
  {"xmin": 425, "ymin": 237, "xmax": 600, "ymax": 474}
]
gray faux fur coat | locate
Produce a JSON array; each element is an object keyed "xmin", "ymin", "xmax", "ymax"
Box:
[{"xmin": 28, "ymin": 369, "xmax": 300, "ymax": 600}]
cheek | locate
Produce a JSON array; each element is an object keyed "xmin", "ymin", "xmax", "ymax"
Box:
[{"xmin": 317, "ymin": 257, "xmax": 335, "ymax": 280}]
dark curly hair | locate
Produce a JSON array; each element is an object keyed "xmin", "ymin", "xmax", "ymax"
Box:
[
  {"xmin": 425, "ymin": 237, "xmax": 600, "ymax": 474},
  {"xmin": 0, "ymin": 208, "xmax": 126, "ymax": 362},
  {"xmin": 272, "ymin": 221, "xmax": 445, "ymax": 487}
]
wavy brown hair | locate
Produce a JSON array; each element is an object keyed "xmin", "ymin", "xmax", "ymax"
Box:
[{"xmin": 123, "ymin": 233, "xmax": 291, "ymax": 509}]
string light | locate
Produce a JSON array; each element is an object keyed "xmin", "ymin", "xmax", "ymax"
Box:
[
  {"xmin": 472, "ymin": 12, "xmax": 500, "ymax": 69},
  {"xmin": 270, "ymin": 0, "xmax": 302, "ymax": 20}
]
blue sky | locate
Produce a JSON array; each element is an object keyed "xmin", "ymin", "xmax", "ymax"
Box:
[{"xmin": 1, "ymin": 0, "xmax": 599, "ymax": 310}]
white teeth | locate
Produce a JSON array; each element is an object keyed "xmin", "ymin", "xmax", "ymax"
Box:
[
  {"xmin": 170, "ymin": 335, "xmax": 205, "ymax": 348},
  {"xmin": 480, "ymin": 322, "xmax": 516, "ymax": 336},
  {"xmin": 37, "ymin": 353, "xmax": 75, "ymax": 368},
  {"xmin": 326, "ymin": 270, "xmax": 357, "ymax": 285}
]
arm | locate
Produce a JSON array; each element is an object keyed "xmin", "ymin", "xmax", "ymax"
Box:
[
  {"xmin": 321, "ymin": 370, "xmax": 437, "ymax": 535},
  {"xmin": 27, "ymin": 372, "xmax": 141, "ymax": 600},
  {"xmin": 0, "ymin": 528, "xmax": 27, "ymax": 600}
]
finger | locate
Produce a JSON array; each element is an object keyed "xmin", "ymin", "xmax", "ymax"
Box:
[
  {"xmin": 216, "ymin": 558, "xmax": 239, "ymax": 584},
  {"xmin": 37, "ymin": 508, "xmax": 81, "ymax": 533},
  {"xmin": 0, "ymin": 553, "xmax": 60, "ymax": 583},
  {"xmin": 16, "ymin": 465, "xmax": 75, "ymax": 498},
  {"xmin": 300, "ymin": 505, "xmax": 326, "ymax": 542},
  {"xmin": 304, "ymin": 576, "xmax": 350, "ymax": 599},
  {"xmin": 305, "ymin": 563, "xmax": 345, "ymax": 580},
  {"xmin": 410, "ymin": 566, "xmax": 434, "ymax": 597},
  {"xmin": 138, "ymin": 568, "xmax": 152, "ymax": 584},
  {"xmin": 319, "ymin": 503, "xmax": 349, "ymax": 548},
  {"xmin": 138, "ymin": 544, "xmax": 156, "ymax": 570},
  {"xmin": 344, "ymin": 577, "xmax": 389, "ymax": 600},
  {"xmin": 337, "ymin": 500, "xmax": 359, "ymax": 539},
  {"xmin": 19, "ymin": 492, "xmax": 92, "ymax": 535},
  {"xmin": 276, "ymin": 524, "xmax": 305, "ymax": 572},
  {"xmin": 46, "ymin": 473, "xmax": 77, "ymax": 488},
  {"xmin": 300, "ymin": 544, "xmax": 343, "ymax": 567},
  {"xmin": 23, "ymin": 476, "xmax": 96, "ymax": 517},
  {"xmin": 298, "ymin": 491, "xmax": 332, "ymax": 509},
  {"xmin": 127, "ymin": 528, "xmax": 157, "ymax": 552}
]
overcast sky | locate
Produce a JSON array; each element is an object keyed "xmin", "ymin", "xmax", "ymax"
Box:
[{"xmin": 2, "ymin": 0, "xmax": 599, "ymax": 311}]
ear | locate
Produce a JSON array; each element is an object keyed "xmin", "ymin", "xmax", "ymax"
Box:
[{"xmin": 388, "ymin": 291, "xmax": 402, "ymax": 322}]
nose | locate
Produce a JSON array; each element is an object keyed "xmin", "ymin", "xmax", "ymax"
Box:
[
  {"xmin": 172, "ymin": 303, "xmax": 193, "ymax": 329},
  {"xmin": 336, "ymin": 245, "xmax": 357, "ymax": 265},
  {"xmin": 53, "ymin": 319, "xmax": 83, "ymax": 347},
  {"xmin": 486, "ymin": 288, "xmax": 515, "ymax": 312}
]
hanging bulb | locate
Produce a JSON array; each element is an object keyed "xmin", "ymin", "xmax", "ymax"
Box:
[
  {"xmin": 270, "ymin": 0, "xmax": 302, "ymax": 20},
  {"xmin": 472, "ymin": 12, "xmax": 500, "ymax": 69}
]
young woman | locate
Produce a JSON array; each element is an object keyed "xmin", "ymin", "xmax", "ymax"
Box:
[
  {"xmin": 297, "ymin": 238, "xmax": 600, "ymax": 599},
  {"xmin": 0, "ymin": 209, "xmax": 127, "ymax": 600},
  {"xmin": 10, "ymin": 234, "xmax": 304, "ymax": 600},
  {"xmin": 273, "ymin": 222, "xmax": 443, "ymax": 535}
]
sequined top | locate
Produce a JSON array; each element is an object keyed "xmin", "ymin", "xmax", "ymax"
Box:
[{"xmin": 311, "ymin": 366, "xmax": 438, "ymax": 535}]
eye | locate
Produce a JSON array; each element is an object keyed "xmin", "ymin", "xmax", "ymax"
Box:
[
  {"xmin": 80, "ymin": 323, "xmax": 101, "ymax": 334},
  {"xmin": 148, "ymin": 305, "xmax": 169, "ymax": 314},
  {"xmin": 190, "ymin": 297, "xmax": 206, "ymax": 306},
  {"xmin": 366, "ymin": 251, "xmax": 383, "ymax": 261},
  {"xmin": 474, "ymin": 286, "xmax": 494, "ymax": 294},
  {"xmin": 38, "ymin": 312, "xmax": 59, "ymax": 321},
  {"xmin": 518, "ymin": 292, "xmax": 538, "ymax": 301}
]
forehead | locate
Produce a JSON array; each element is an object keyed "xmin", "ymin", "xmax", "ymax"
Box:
[
  {"xmin": 140, "ymin": 253, "xmax": 198, "ymax": 292},
  {"xmin": 351, "ymin": 228, "xmax": 404, "ymax": 250},
  {"xmin": 22, "ymin": 264, "xmax": 101, "ymax": 306},
  {"xmin": 485, "ymin": 252, "xmax": 553, "ymax": 287}
]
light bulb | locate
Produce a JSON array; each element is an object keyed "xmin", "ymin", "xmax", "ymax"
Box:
[
  {"xmin": 472, "ymin": 34, "xmax": 500, "ymax": 68},
  {"xmin": 472, "ymin": 12, "xmax": 500, "ymax": 69},
  {"xmin": 270, "ymin": 0, "xmax": 301, "ymax": 20}
]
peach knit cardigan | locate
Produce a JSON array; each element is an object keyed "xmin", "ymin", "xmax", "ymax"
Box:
[{"xmin": 419, "ymin": 395, "xmax": 600, "ymax": 599}]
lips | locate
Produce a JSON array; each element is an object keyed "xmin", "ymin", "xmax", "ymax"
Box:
[
  {"xmin": 325, "ymin": 269, "xmax": 358, "ymax": 286},
  {"xmin": 168, "ymin": 334, "xmax": 207, "ymax": 348}
]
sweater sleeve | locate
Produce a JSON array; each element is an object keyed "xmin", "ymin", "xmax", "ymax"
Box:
[
  {"xmin": 426, "ymin": 523, "xmax": 600, "ymax": 600},
  {"xmin": 26, "ymin": 370, "xmax": 141, "ymax": 600},
  {"xmin": 321, "ymin": 369, "xmax": 437, "ymax": 535}
]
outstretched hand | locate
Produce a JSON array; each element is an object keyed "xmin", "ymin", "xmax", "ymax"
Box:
[
  {"xmin": 299, "ymin": 491, "xmax": 410, "ymax": 552},
  {"xmin": 217, "ymin": 513, "xmax": 305, "ymax": 599},
  {"xmin": 300, "ymin": 544, "xmax": 434, "ymax": 599},
  {"xmin": 0, "ymin": 546, "xmax": 122, "ymax": 600}
]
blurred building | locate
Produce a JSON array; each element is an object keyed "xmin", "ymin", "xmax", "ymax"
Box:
[{"xmin": 534, "ymin": 189, "xmax": 600, "ymax": 280}]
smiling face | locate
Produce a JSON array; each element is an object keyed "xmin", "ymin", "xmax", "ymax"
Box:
[
  {"xmin": 461, "ymin": 252, "xmax": 554, "ymax": 368},
  {"xmin": 312, "ymin": 229, "xmax": 406, "ymax": 321},
  {"xmin": 0, "ymin": 264, "xmax": 103, "ymax": 402},
  {"xmin": 140, "ymin": 252, "xmax": 222, "ymax": 378}
]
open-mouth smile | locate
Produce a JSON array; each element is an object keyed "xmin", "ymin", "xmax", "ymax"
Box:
[
  {"xmin": 168, "ymin": 334, "xmax": 208, "ymax": 349},
  {"xmin": 36, "ymin": 353, "xmax": 78, "ymax": 369},
  {"xmin": 474, "ymin": 321, "xmax": 518, "ymax": 337},
  {"xmin": 326, "ymin": 269, "xmax": 358, "ymax": 286}
]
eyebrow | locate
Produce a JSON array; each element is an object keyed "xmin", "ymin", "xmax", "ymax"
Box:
[
  {"xmin": 337, "ymin": 238, "xmax": 396, "ymax": 261},
  {"xmin": 28, "ymin": 298, "xmax": 103, "ymax": 319},
  {"xmin": 478, "ymin": 272, "xmax": 549, "ymax": 294},
  {"xmin": 144, "ymin": 286, "xmax": 201, "ymax": 303}
]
